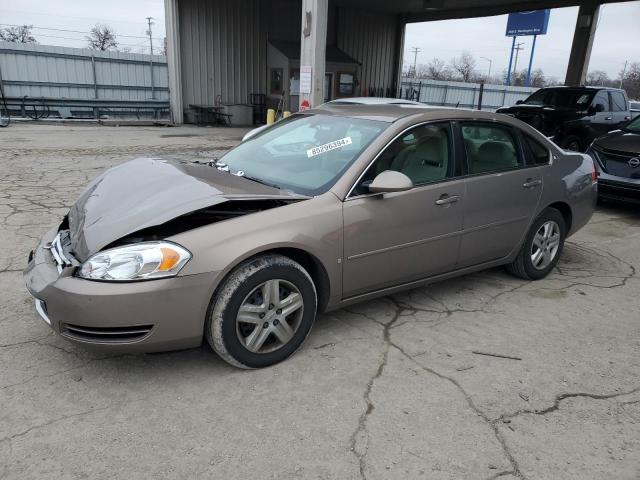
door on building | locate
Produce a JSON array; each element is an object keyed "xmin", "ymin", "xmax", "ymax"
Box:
[
  {"xmin": 289, "ymin": 68, "xmax": 300, "ymax": 113},
  {"xmin": 342, "ymin": 121, "xmax": 464, "ymax": 298},
  {"xmin": 324, "ymin": 73, "xmax": 333, "ymax": 103}
]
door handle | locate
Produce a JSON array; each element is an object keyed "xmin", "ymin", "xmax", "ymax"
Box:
[
  {"xmin": 523, "ymin": 179, "xmax": 542, "ymax": 189},
  {"xmin": 435, "ymin": 194, "xmax": 460, "ymax": 206},
  {"xmin": 605, "ymin": 116, "xmax": 612, "ymax": 121}
]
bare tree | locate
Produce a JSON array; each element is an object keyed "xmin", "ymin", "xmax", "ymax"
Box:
[
  {"xmin": 620, "ymin": 62, "xmax": 640, "ymax": 100},
  {"xmin": 529, "ymin": 69, "xmax": 546, "ymax": 88},
  {"xmin": 161, "ymin": 37, "xmax": 168, "ymax": 56},
  {"xmin": 86, "ymin": 24, "xmax": 118, "ymax": 51},
  {"xmin": 422, "ymin": 58, "xmax": 451, "ymax": 80},
  {"xmin": 0, "ymin": 25, "xmax": 37, "ymax": 43},
  {"xmin": 450, "ymin": 52, "xmax": 476, "ymax": 83},
  {"xmin": 586, "ymin": 70, "xmax": 611, "ymax": 87}
]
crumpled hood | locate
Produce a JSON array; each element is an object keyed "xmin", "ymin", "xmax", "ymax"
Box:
[
  {"xmin": 68, "ymin": 158, "xmax": 304, "ymax": 261},
  {"xmin": 593, "ymin": 130, "xmax": 640, "ymax": 153}
]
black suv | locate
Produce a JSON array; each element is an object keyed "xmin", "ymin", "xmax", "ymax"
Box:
[{"xmin": 497, "ymin": 86, "xmax": 632, "ymax": 152}]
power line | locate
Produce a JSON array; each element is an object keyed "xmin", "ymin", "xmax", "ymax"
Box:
[{"xmin": 0, "ymin": 23, "xmax": 163, "ymax": 41}]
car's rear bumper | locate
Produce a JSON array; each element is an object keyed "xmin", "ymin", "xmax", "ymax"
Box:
[
  {"xmin": 24, "ymin": 227, "xmax": 219, "ymax": 353},
  {"xmin": 598, "ymin": 174, "xmax": 640, "ymax": 204}
]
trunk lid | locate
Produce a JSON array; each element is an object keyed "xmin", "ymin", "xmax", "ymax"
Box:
[{"xmin": 593, "ymin": 131, "xmax": 640, "ymax": 179}]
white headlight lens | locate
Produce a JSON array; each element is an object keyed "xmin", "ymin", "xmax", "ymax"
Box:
[{"xmin": 78, "ymin": 242, "xmax": 191, "ymax": 281}]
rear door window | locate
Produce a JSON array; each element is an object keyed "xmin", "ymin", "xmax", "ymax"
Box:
[
  {"xmin": 460, "ymin": 123, "xmax": 523, "ymax": 174},
  {"xmin": 610, "ymin": 91, "xmax": 627, "ymax": 112}
]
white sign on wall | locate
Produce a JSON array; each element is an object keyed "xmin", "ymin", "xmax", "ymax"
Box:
[{"xmin": 300, "ymin": 66, "xmax": 312, "ymax": 94}]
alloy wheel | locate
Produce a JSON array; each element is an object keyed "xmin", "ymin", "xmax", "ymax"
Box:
[
  {"xmin": 236, "ymin": 279, "xmax": 304, "ymax": 354},
  {"xmin": 531, "ymin": 220, "xmax": 561, "ymax": 270}
]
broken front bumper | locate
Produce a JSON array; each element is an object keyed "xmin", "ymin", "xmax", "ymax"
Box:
[{"xmin": 23, "ymin": 226, "xmax": 219, "ymax": 353}]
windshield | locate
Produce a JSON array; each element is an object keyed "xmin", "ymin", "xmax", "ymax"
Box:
[
  {"xmin": 625, "ymin": 115, "xmax": 640, "ymax": 133},
  {"xmin": 522, "ymin": 89, "xmax": 595, "ymax": 109},
  {"xmin": 220, "ymin": 114, "xmax": 387, "ymax": 195}
]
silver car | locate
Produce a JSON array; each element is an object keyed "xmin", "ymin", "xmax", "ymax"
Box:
[{"xmin": 24, "ymin": 105, "xmax": 598, "ymax": 368}]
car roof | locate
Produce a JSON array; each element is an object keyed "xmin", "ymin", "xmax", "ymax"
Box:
[
  {"xmin": 308, "ymin": 103, "xmax": 507, "ymax": 123},
  {"xmin": 537, "ymin": 85, "xmax": 622, "ymax": 91},
  {"xmin": 323, "ymin": 97, "xmax": 423, "ymax": 106}
]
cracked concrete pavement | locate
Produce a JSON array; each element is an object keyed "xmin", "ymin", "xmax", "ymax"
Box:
[{"xmin": 1, "ymin": 123, "xmax": 639, "ymax": 479}]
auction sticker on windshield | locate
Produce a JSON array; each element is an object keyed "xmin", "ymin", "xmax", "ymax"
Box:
[{"xmin": 307, "ymin": 137, "xmax": 352, "ymax": 158}]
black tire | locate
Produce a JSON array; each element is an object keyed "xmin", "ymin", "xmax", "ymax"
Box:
[
  {"xmin": 506, "ymin": 208, "xmax": 566, "ymax": 280},
  {"xmin": 206, "ymin": 254, "xmax": 317, "ymax": 368},
  {"xmin": 561, "ymin": 135, "xmax": 583, "ymax": 152}
]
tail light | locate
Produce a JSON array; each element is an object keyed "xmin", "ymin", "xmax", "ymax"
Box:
[{"xmin": 591, "ymin": 158, "xmax": 598, "ymax": 183}]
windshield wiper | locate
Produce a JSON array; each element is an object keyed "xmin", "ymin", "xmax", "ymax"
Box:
[{"xmin": 240, "ymin": 174, "xmax": 281, "ymax": 190}]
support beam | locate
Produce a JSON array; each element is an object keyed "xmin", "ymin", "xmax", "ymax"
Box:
[
  {"xmin": 393, "ymin": 18, "xmax": 406, "ymax": 98},
  {"xmin": 164, "ymin": 0, "xmax": 183, "ymax": 124},
  {"xmin": 299, "ymin": 0, "xmax": 328, "ymax": 109},
  {"xmin": 565, "ymin": 1, "xmax": 600, "ymax": 86}
]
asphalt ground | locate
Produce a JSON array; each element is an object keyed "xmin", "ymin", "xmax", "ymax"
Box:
[{"xmin": 1, "ymin": 123, "xmax": 638, "ymax": 479}]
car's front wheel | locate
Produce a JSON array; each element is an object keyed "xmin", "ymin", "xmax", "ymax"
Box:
[
  {"xmin": 506, "ymin": 208, "xmax": 566, "ymax": 280},
  {"xmin": 206, "ymin": 254, "xmax": 317, "ymax": 368}
]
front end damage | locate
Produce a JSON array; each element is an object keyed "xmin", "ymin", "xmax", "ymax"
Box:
[{"xmin": 24, "ymin": 157, "xmax": 308, "ymax": 352}]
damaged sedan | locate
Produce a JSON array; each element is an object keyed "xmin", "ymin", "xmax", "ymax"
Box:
[{"xmin": 25, "ymin": 105, "xmax": 597, "ymax": 368}]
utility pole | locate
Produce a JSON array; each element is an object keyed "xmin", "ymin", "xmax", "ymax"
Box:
[
  {"xmin": 146, "ymin": 17, "xmax": 155, "ymax": 100},
  {"xmin": 512, "ymin": 41, "xmax": 525, "ymax": 84},
  {"xmin": 410, "ymin": 47, "xmax": 421, "ymax": 78},
  {"xmin": 619, "ymin": 60, "xmax": 628, "ymax": 89},
  {"xmin": 480, "ymin": 57, "xmax": 492, "ymax": 80},
  {"xmin": 146, "ymin": 17, "xmax": 154, "ymax": 55}
]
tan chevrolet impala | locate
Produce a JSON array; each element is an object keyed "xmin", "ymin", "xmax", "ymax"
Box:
[{"xmin": 24, "ymin": 104, "xmax": 597, "ymax": 368}]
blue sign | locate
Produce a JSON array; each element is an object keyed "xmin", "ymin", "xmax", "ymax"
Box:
[{"xmin": 506, "ymin": 10, "xmax": 550, "ymax": 36}]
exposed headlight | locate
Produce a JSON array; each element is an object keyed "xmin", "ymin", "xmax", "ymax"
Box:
[{"xmin": 78, "ymin": 242, "xmax": 191, "ymax": 281}]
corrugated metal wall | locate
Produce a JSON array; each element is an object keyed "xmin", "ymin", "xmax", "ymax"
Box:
[
  {"xmin": 0, "ymin": 41, "xmax": 168, "ymax": 100},
  {"xmin": 337, "ymin": 7, "xmax": 399, "ymax": 95},
  {"xmin": 178, "ymin": 0, "xmax": 266, "ymax": 108},
  {"xmin": 400, "ymin": 78, "xmax": 538, "ymax": 110}
]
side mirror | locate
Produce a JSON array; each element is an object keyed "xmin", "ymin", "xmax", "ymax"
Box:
[
  {"xmin": 367, "ymin": 170, "xmax": 414, "ymax": 194},
  {"xmin": 589, "ymin": 103, "xmax": 605, "ymax": 115},
  {"xmin": 515, "ymin": 100, "xmax": 524, "ymax": 105}
]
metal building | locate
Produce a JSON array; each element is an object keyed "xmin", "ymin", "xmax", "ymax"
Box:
[{"xmin": 164, "ymin": 0, "xmax": 633, "ymax": 124}]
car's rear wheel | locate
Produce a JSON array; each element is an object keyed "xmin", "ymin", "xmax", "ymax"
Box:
[
  {"xmin": 506, "ymin": 208, "xmax": 566, "ymax": 280},
  {"xmin": 206, "ymin": 254, "xmax": 317, "ymax": 368},
  {"xmin": 561, "ymin": 135, "xmax": 583, "ymax": 152}
]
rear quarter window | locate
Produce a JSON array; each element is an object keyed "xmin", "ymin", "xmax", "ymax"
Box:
[{"xmin": 524, "ymin": 135, "xmax": 551, "ymax": 165}]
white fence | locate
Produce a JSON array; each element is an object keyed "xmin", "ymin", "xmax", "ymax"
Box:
[
  {"xmin": 400, "ymin": 77, "xmax": 538, "ymax": 111},
  {"xmin": 0, "ymin": 42, "xmax": 168, "ymax": 100},
  {"xmin": 0, "ymin": 42, "xmax": 170, "ymax": 120}
]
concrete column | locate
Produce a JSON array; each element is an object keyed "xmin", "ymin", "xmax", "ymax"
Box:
[
  {"xmin": 164, "ymin": 0, "xmax": 183, "ymax": 124},
  {"xmin": 564, "ymin": 1, "xmax": 600, "ymax": 86},
  {"xmin": 299, "ymin": 0, "xmax": 328, "ymax": 109}
]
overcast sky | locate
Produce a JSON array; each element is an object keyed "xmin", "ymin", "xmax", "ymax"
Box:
[
  {"xmin": 0, "ymin": 0, "xmax": 166, "ymax": 54},
  {"xmin": 1, "ymin": 0, "xmax": 638, "ymax": 79},
  {"xmin": 404, "ymin": 2, "xmax": 640, "ymax": 81}
]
